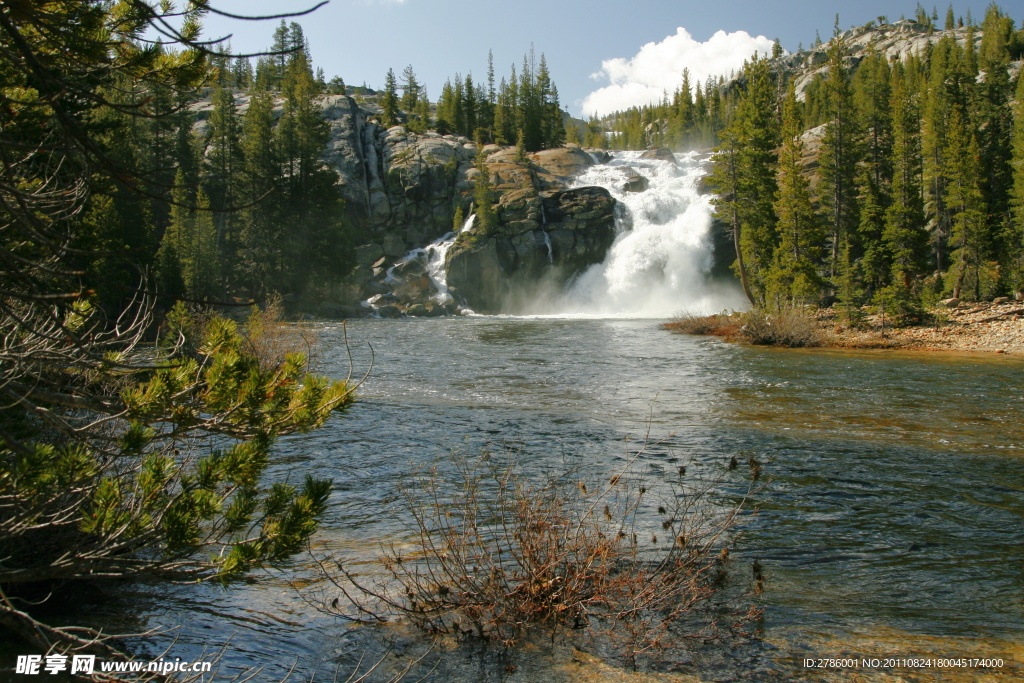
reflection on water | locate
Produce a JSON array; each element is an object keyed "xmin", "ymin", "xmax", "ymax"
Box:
[{"xmin": 37, "ymin": 319, "xmax": 1024, "ymax": 681}]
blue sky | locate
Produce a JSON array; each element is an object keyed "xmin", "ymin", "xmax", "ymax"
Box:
[{"xmin": 199, "ymin": 0, "xmax": 1017, "ymax": 115}]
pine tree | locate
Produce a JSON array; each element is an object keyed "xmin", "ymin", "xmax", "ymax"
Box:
[
  {"xmin": 976, "ymin": 5, "xmax": 1015, "ymax": 292},
  {"xmin": 412, "ymin": 85, "xmax": 432, "ymax": 133},
  {"xmin": 883, "ymin": 66, "xmax": 927, "ymax": 300},
  {"xmin": 436, "ymin": 79, "xmax": 455, "ymax": 135},
  {"xmin": 184, "ymin": 190, "xmax": 221, "ymax": 299},
  {"xmin": 401, "ymin": 64, "xmax": 419, "ymax": 112},
  {"xmin": 473, "ymin": 146, "xmax": 497, "ymax": 232},
  {"xmin": 708, "ymin": 56, "xmax": 779, "ymax": 305},
  {"xmin": 463, "ymin": 74, "xmax": 477, "ymax": 139},
  {"xmin": 381, "ymin": 67, "xmax": 399, "ymax": 128},
  {"xmin": 922, "ymin": 35, "xmax": 955, "ymax": 271},
  {"xmin": 768, "ymin": 82, "xmax": 822, "ymax": 306},
  {"xmin": 945, "ymin": 108, "xmax": 989, "ymax": 299},
  {"xmin": 277, "ymin": 46, "xmax": 349, "ymax": 293},
  {"xmin": 155, "ymin": 169, "xmax": 191, "ymax": 298},
  {"xmin": 449, "ymin": 77, "xmax": 465, "ymax": 136},
  {"xmin": 270, "ymin": 19, "xmax": 290, "ymax": 89},
  {"xmin": 494, "ymin": 78, "xmax": 511, "ymax": 145},
  {"xmin": 1009, "ymin": 70, "xmax": 1024, "ymax": 295},
  {"xmin": 205, "ymin": 84, "xmax": 242, "ymax": 265},
  {"xmin": 818, "ymin": 21, "xmax": 861, "ymax": 310},
  {"xmin": 239, "ymin": 90, "xmax": 281, "ymax": 297}
]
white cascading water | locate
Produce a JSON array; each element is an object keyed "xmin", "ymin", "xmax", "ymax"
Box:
[
  {"xmin": 373, "ymin": 213, "xmax": 475, "ymax": 308},
  {"xmin": 373, "ymin": 156, "xmax": 743, "ymax": 317},
  {"xmin": 532, "ymin": 150, "xmax": 745, "ymax": 318}
]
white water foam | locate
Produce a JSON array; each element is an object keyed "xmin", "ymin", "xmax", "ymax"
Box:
[
  {"xmin": 374, "ymin": 213, "xmax": 475, "ymax": 308},
  {"xmin": 528, "ymin": 151, "xmax": 745, "ymax": 318}
]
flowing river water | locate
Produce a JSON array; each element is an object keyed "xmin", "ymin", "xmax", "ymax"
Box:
[{"xmin": 34, "ymin": 155, "xmax": 1024, "ymax": 682}]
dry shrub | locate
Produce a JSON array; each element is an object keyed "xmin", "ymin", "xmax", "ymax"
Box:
[
  {"xmin": 740, "ymin": 308, "xmax": 822, "ymax": 347},
  {"xmin": 244, "ymin": 295, "xmax": 321, "ymax": 371},
  {"xmin": 318, "ymin": 443, "xmax": 760, "ymax": 670},
  {"xmin": 661, "ymin": 311, "xmax": 743, "ymax": 337}
]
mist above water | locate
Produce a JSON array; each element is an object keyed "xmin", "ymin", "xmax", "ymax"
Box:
[{"xmin": 524, "ymin": 151, "xmax": 746, "ymax": 318}]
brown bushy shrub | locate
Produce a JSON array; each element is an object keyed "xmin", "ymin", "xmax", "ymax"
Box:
[
  {"xmin": 664, "ymin": 308, "xmax": 822, "ymax": 348},
  {"xmin": 317, "ymin": 442, "xmax": 760, "ymax": 669},
  {"xmin": 661, "ymin": 311, "xmax": 743, "ymax": 337},
  {"xmin": 740, "ymin": 308, "xmax": 822, "ymax": 347},
  {"xmin": 244, "ymin": 295, "xmax": 321, "ymax": 371}
]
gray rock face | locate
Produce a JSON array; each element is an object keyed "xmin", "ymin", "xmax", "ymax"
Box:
[
  {"xmin": 778, "ymin": 21, "xmax": 987, "ymax": 101},
  {"xmin": 318, "ymin": 94, "xmax": 477, "ymax": 244},
  {"xmin": 446, "ymin": 186, "xmax": 616, "ymax": 313}
]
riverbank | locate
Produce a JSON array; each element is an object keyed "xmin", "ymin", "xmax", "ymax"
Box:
[
  {"xmin": 823, "ymin": 301, "xmax": 1024, "ymax": 354},
  {"xmin": 664, "ymin": 301, "xmax": 1024, "ymax": 355}
]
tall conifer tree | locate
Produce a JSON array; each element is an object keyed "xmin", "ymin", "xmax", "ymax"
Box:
[{"xmin": 769, "ymin": 82, "xmax": 822, "ymax": 306}]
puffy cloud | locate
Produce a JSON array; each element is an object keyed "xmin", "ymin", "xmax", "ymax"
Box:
[{"xmin": 580, "ymin": 28, "xmax": 776, "ymax": 116}]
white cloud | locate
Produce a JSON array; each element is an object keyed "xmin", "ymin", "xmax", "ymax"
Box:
[{"xmin": 580, "ymin": 28, "xmax": 776, "ymax": 116}]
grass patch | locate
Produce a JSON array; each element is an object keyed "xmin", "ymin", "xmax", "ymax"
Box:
[{"xmin": 740, "ymin": 308, "xmax": 822, "ymax": 347}]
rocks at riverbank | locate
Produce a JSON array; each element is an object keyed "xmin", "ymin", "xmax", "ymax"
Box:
[
  {"xmin": 666, "ymin": 302, "xmax": 1024, "ymax": 355},
  {"xmin": 823, "ymin": 301, "xmax": 1024, "ymax": 354}
]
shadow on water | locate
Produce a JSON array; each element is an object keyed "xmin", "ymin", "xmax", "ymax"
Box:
[{"xmin": 24, "ymin": 318, "xmax": 1024, "ymax": 682}]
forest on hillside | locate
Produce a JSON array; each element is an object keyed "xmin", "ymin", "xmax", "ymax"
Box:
[
  {"xmin": 594, "ymin": 4, "xmax": 1024, "ymax": 317},
  {"xmin": 47, "ymin": 16, "xmax": 568, "ymax": 311}
]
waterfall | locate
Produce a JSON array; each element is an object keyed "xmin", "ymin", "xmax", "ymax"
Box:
[
  {"xmin": 423, "ymin": 233, "xmax": 457, "ymax": 304},
  {"xmin": 533, "ymin": 150, "xmax": 745, "ymax": 318}
]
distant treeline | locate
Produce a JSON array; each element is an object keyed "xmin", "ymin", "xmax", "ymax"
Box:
[
  {"xmin": 378, "ymin": 48, "xmax": 567, "ymax": 151},
  {"xmin": 84, "ymin": 21, "xmax": 349, "ymax": 307}
]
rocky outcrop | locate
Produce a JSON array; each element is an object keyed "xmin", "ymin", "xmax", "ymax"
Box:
[
  {"xmin": 446, "ymin": 186, "xmax": 616, "ymax": 313},
  {"xmin": 758, "ymin": 20, "xmax": 994, "ymax": 101},
  {"xmin": 318, "ymin": 96, "xmax": 480, "ymax": 243},
  {"xmin": 336, "ymin": 129, "xmax": 616, "ymax": 313},
  {"xmin": 192, "ymin": 92, "xmax": 619, "ymax": 315}
]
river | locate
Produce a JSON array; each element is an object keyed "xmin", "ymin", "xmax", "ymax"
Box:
[{"xmin": 54, "ymin": 317, "xmax": 1024, "ymax": 682}]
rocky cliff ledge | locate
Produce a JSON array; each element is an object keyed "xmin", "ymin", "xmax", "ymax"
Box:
[{"xmin": 315, "ymin": 98, "xmax": 615, "ymax": 313}]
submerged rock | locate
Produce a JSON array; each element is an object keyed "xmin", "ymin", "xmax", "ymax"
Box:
[
  {"xmin": 621, "ymin": 167, "xmax": 649, "ymax": 193},
  {"xmin": 639, "ymin": 148, "xmax": 677, "ymax": 164}
]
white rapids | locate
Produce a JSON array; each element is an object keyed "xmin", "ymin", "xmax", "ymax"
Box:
[{"xmin": 527, "ymin": 150, "xmax": 745, "ymax": 318}]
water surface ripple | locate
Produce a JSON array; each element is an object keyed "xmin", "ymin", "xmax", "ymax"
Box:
[{"xmin": 70, "ymin": 319, "xmax": 1024, "ymax": 680}]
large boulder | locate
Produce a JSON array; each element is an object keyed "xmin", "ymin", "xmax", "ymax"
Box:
[
  {"xmin": 529, "ymin": 147, "xmax": 595, "ymax": 180},
  {"xmin": 640, "ymin": 148, "xmax": 677, "ymax": 164},
  {"xmin": 445, "ymin": 186, "xmax": 616, "ymax": 313}
]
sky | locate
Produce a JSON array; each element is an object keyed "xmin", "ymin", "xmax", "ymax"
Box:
[{"xmin": 198, "ymin": 0, "xmax": 1018, "ymax": 116}]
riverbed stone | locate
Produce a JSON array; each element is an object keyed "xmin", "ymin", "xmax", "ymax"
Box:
[
  {"xmin": 640, "ymin": 148, "xmax": 678, "ymax": 164},
  {"xmin": 356, "ymin": 243, "xmax": 385, "ymax": 267},
  {"xmin": 407, "ymin": 303, "xmax": 429, "ymax": 316},
  {"xmin": 621, "ymin": 167, "xmax": 649, "ymax": 193}
]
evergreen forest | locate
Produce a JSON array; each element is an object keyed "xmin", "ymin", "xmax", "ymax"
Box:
[{"xmin": 586, "ymin": 5, "xmax": 1024, "ymax": 315}]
